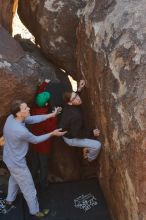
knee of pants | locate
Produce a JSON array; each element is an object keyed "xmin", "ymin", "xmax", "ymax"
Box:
[
  {"xmin": 96, "ymin": 141, "xmax": 101, "ymax": 151},
  {"xmin": 89, "ymin": 144, "xmax": 101, "ymax": 157}
]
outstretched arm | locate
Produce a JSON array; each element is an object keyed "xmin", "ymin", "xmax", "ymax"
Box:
[
  {"xmin": 25, "ymin": 115, "xmax": 50, "ymax": 124},
  {"xmin": 25, "ymin": 107, "xmax": 62, "ymax": 124},
  {"xmin": 37, "ymin": 78, "xmax": 51, "ymax": 93},
  {"xmin": 21, "ymin": 128, "xmax": 67, "ymax": 144},
  {"xmin": 49, "ymin": 128, "xmax": 67, "ymax": 137}
]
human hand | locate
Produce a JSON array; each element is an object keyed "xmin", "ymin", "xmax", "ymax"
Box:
[
  {"xmin": 45, "ymin": 79, "xmax": 51, "ymax": 83},
  {"xmin": 93, "ymin": 128, "xmax": 100, "ymax": 137},
  {"xmin": 51, "ymin": 128, "xmax": 67, "ymax": 137},
  {"xmin": 38, "ymin": 78, "xmax": 43, "ymax": 85},
  {"xmin": 52, "ymin": 107, "xmax": 62, "ymax": 116},
  {"xmin": 78, "ymin": 79, "xmax": 86, "ymax": 92},
  {"xmin": 79, "ymin": 79, "xmax": 85, "ymax": 88}
]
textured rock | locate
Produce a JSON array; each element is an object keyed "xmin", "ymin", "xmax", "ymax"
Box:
[
  {"xmin": 48, "ymin": 138, "xmax": 82, "ymax": 182},
  {"xmin": 0, "ymin": 0, "xmax": 18, "ymax": 33},
  {"xmin": 18, "ymin": 0, "xmax": 87, "ymax": 76},
  {"xmin": 77, "ymin": 0, "xmax": 146, "ymax": 219},
  {"xmin": 0, "ymin": 26, "xmax": 60, "ymax": 132}
]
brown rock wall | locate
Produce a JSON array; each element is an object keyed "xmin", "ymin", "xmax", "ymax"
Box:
[
  {"xmin": 77, "ymin": 0, "xmax": 146, "ymax": 219},
  {"xmin": 0, "ymin": 0, "xmax": 18, "ymax": 33},
  {"xmin": 0, "ymin": 26, "xmax": 52, "ymax": 131}
]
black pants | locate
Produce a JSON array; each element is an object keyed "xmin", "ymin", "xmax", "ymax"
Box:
[{"xmin": 30, "ymin": 151, "xmax": 49, "ymax": 189}]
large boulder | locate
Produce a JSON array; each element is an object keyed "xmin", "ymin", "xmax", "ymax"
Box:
[
  {"xmin": 77, "ymin": 0, "xmax": 146, "ymax": 219},
  {"xmin": 48, "ymin": 138, "xmax": 82, "ymax": 182},
  {"xmin": 18, "ymin": 0, "xmax": 87, "ymax": 76},
  {"xmin": 0, "ymin": 0, "xmax": 18, "ymax": 33},
  {"xmin": 0, "ymin": 26, "xmax": 59, "ymax": 132}
]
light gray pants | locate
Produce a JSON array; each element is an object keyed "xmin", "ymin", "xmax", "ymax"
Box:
[
  {"xmin": 6, "ymin": 164, "xmax": 39, "ymax": 215},
  {"xmin": 63, "ymin": 137, "xmax": 101, "ymax": 161}
]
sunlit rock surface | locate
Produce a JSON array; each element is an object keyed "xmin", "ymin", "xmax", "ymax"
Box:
[
  {"xmin": 77, "ymin": 0, "xmax": 146, "ymax": 219},
  {"xmin": 0, "ymin": 0, "xmax": 18, "ymax": 33}
]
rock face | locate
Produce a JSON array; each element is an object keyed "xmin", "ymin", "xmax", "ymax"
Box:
[
  {"xmin": 18, "ymin": 0, "xmax": 87, "ymax": 76},
  {"xmin": 48, "ymin": 138, "xmax": 82, "ymax": 182},
  {"xmin": 77, "ymin": 0, "xmax": 146, "ymax": 219},
  {"xmin": 0, "ymin": 0, "xmax": 18, "ymax": 33},
  {"xmin": 0, "ymin": 26, "xmax": 58, "ymax": 133}
]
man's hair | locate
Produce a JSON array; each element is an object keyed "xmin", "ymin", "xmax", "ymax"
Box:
[
  {"xmin": 63, "ymin": 92, "xmax": 72, "ymax": 103},
  {"xmin": 10, "ymin": 100, "xmax": 24, "ymax": 117}
]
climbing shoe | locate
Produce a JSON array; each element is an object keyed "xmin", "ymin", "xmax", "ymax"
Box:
[
  {"xmin": 34, "ymin": 209, "xmax": 50, "ymax": 219},
  {"xmin": 4, "ymin": 203, "xmax": 15, "ymax": 213},
  {"xmin": 42, "ymin": 208, "xmax": 50, "ymax": 215}
]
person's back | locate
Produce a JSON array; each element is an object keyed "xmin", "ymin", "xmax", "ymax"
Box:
[
  {"xmin": 59, "ymin": 104, "xmax": 86, "ymax": 139},
  {"xmin": 30, "ymin": 104, "xmax": 57, "ymax": 154}
]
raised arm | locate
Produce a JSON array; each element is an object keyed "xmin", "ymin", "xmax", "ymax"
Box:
[
  {"xmin": 21, "ymin": 128, "xmax": 67, "ymax": 144},
  {"xmin": 25, "ymin": 107, "xmax": 62, "ymax": 124},
  {"xmin": 25, "ymin": 115, "xmax": 50, "ymax": 124}
]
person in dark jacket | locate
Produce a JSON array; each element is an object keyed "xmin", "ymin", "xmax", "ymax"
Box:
[{"xmin": 59, "ymin": 81, "xmax": 101, "ymax": 162}]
